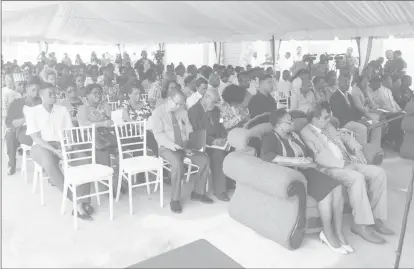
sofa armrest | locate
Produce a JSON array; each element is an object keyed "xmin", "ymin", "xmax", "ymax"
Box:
[
  {"xmin": 227, "ymin": 123, "xmax": 272, "ymax": 150},
  {"xmin": 223, "ymin": 151, "xmax": 307, "ymax": 199}
]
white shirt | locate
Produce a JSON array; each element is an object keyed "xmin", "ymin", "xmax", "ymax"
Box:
[
  {"xmin": 26, "ymin": 104, "xmax": 73, "ymax": 143},
  {"xmin": 247, "ymin": 78, "xmax": 259, "ymax": 96},
  {"xmin": 310, "ymin": 124, "xmax": 343, "ymax": 160},
  {"xmin": 176, "ymin": 75, "xmax": 185, "ymax": 89},
  {"xmin": 186, "ymin": 91, "xmax": 203, "ymax": 109},
  {"xmin": 279, "ymin": 57, "xmax": 294, "ymax": 72},
  {"xmin": 291, "ymin": 77, "xmax": 302, "ymax": 96},
  {"xmin": 229, "ymin": 74, "xmax": 239, "ymax": 86},
  {"xmin": 277, "ymin": 79, "xmax": 292, "ymax": 98}
]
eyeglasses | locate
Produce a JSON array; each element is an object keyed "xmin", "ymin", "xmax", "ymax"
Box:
[{"xmin": 279, "ymin": 121, "xmax": 293, "ymax": 125}]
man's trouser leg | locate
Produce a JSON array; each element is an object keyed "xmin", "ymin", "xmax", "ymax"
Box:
[
  {"xmin": 159, "ymin": 147, "xmax": 185, "ymax": 201},
  {"xmin": 349, "ymin": 164, "xmax": 388, "ymax": 221},
  {"xmin": 205, "ymin": 148, "xmax": 227, "ymax": 196},
  {"xmin": 187, "ymin": 151, "xmax": 210, "ymax": 196},
  {"xmin": 324, "ymin": 167, "xmax": 375, "ymax": 225},
  {"xmin": 5, "ymin": 129, "xmax": 18, "ymax": 169}
]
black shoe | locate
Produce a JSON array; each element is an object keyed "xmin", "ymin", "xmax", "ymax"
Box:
[
  {"xmin": 215, "ymin": 193, "xmax": 230, "ymax": 202},
  {"xmin": 7, "ymin": 166, "xmax": 16, "ymax": 175},
  {"xmin": 190, "ymin": 192, "xmax": 214, "ymax": 204},
  {"xmin": 72, "ymin": 210, "xmax": 93, "ymax": 220},
  {"xmin": 82, "ymin": 203, "xmax": 95, "ymax": 215},
  {"xmin": 170, "ymin": 201, "xmax": 182, "ymax": 214}
]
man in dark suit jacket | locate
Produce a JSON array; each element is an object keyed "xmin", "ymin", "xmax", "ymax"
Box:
[
  {"xmin": 330, "ymin": 75, "xmax": 381, "ymax": 147},
  {"xmin": 188, "ymin": 88, "xmax": 230, "ymax": 201}
]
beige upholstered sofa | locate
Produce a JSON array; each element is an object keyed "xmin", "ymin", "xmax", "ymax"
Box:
[{"xmin": 223, "ymin": 118, "xmax": 383, "ymax": 250}]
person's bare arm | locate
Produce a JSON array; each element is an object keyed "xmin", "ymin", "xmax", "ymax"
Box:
[
  {"xmin": 77, "ymin": 105, "xmax": 110, "ymax": 127},
  {"xmin": 30, "ymin": 132, "xmax": 62, "ymax": 158}
]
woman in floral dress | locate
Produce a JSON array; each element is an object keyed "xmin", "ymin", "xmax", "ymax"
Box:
[{"xmin": 120, "ymin": 82, "xmax": 158, "ymax": 156}]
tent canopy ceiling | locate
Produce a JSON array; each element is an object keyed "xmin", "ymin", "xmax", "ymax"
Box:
[{"xmin": 2, "ymin": 1, "xmax": 414, "ymax": 45}]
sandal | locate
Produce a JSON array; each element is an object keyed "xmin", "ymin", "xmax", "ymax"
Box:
[
  {"xmin": 72, "ymin": 210, "xmax": 93, "ymax": 221},
  {"xmin": 82, "ymin": 203, "xmax": 94, "ymax": 215}
]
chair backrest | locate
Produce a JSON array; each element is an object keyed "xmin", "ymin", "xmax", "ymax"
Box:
[
  {"xmin": 111, "ymin": 110, "xmax": 123, "ymax": 125},
  {"xmin": 60, "ymin": 125, "xmax": 96, "ymax": 171},
  {"xmin": 108, "ymin": 101, "xmax": 120, "ymax": 111},
  {"xmin": 141, "ymin": 93, "xmax": 149, "ymax": 102},
  {"xmin": 114, "ymin": 121, "xmax": 147, "ymax": 158}
]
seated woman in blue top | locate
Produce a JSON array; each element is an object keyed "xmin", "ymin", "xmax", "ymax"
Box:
[{"xmin": 260, "ymin": 108, "xmax": 352, "ymax": 255}]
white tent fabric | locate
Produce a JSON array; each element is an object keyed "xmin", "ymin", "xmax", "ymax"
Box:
[{"xmin": 2, "ymin": 1, "xmax": 414, "ymax": 45}]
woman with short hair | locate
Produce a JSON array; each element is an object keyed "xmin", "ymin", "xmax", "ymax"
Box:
[{"xmin": 261, "ymin": 108, "xmax": 351, "ymax": 254}]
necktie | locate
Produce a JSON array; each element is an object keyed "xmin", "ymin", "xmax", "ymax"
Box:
[
  {"xmin": 344, "ymin": 93, "xmax": 351, "ymax": 106},
  {"xmin": 171, "ymin": 111, "xmax": 184, "ymax": 147},
  {"xmin": 321, "ymin": 129, "xmax": 352, "ymax": 164}
]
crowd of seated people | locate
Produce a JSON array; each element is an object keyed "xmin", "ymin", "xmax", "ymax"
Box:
[{"xmin": 2, "ymin": 47, "xmax": 412, "ymax": 252}]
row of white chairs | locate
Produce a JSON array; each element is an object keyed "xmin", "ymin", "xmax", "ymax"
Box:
[{"xmin": 18, "ymin": 120, "xmax": 203, "ymax": 230}]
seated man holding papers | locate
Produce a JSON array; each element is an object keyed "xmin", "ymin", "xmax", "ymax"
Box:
[{"xmin": 188, "ymin": 88, "xmax": 230, "ymax": 201}]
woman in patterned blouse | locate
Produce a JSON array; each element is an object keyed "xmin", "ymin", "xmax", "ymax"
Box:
[
  {"xmin": 121, "ymin": 82, "xmax": 158, "ymax": 157},
  {"xmin": 57, "ymin": 82, "xmax": 84, "ymax": 126}
]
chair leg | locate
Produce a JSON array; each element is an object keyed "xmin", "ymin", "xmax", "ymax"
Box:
[
  {"xmin": 108, "ymin": 178, "xmax": 114, "ymax": 220},
  {"xmin": 128, "ymin": 174, "xmax": 133, "ymax": 216},
  {"xmin": 94, "ymin": 181, "xmax": 101, "ymax": 206},
  {"xmin": 39, "ymin": 173, "xmax": 45, "ymax": 206},
  {"xmin": 116, "ymin": 166, "xmax": 123, "ymax": 202},
  {"xmin": 159, "ymin": 166, "xmax": 164, "ymax": 208},
  {"xmin": 32, "ymin": 169, "xmax": 38, "ymax": 194},
  {"xmin": 72, "ymin": 185, "xmax": 78, "ymax": 230},
  {"xmin": 61, "ymin": 182, "xmax": 69, "ymax": 215},
  {"xmin": 145, "ymin": 171, "xmax": 150, "ymax": 194}
]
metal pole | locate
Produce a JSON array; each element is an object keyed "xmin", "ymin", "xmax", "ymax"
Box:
[{"xmin": 394, "ymin": 167, "xmax": 414, "ymax": 269}]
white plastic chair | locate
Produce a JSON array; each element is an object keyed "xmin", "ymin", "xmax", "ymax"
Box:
[
  {"xmin": 114, "ymin": 121, "xmax": 164, "ymax": 215},
  {"xmin": 20, "ymin": 144, "xmax": 32, "ymax": 183},
  {"xmin": 32, "ymin": 162, "xmax": 47, "ymax": 205},
  {"xmin": 108, "ymin": 101, "xmax": 120, "ymax": 111},
  {"xmin": 111, "ymin": 109, "xmax": 123, "ymax": 125},
  {"xmin": 60, "ymin": 125, "xmax": 114, "ymax": 230}
]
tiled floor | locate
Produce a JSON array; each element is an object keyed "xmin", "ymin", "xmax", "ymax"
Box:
[{"xmin": 2, "ymin": 149, "xmax": 414, "ymax": 268}]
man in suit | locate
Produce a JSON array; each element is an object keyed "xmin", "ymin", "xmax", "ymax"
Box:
[
  {"xmin": 152, "ymin": 88, "xmax": 213, "ymax": 214},
  {"xmin": 330, "ymin": 75, "xmax": 381, "ymax": 147},
  {"xmin": 301, "ymin": 104, "xmax": 393, "ymax": 244},
  {"xmin": 188, "ymin": 88, "xmax": 229, "ymax": 201}
]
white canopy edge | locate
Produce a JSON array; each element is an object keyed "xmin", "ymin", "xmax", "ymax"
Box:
[{"xmin": 280, "ymin": 23, "xmax": 414, "ymax": 41}]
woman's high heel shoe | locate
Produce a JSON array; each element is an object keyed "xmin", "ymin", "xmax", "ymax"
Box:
[
  {"xmin": 340, "ymin": 244, "xmax": 354, "ymax": 253},
  {"xmin": 319, "ymin": 231, "xmax": 348, "ymax": 254}
]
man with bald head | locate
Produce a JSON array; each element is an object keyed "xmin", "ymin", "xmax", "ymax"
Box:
[
  {"xmin": 152, "ymin": 88, "xmax": 213, "ymax": 213},
  {"xmin": 188, "ymin": 88, "xmax": 229, "ymax": 201}
]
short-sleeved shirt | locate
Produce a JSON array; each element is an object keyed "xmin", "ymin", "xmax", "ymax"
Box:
[{"xmin": 26, "ymin": 104, "xmax": 73, "ymax": 143}]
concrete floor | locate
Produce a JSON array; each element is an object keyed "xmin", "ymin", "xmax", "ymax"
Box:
[{"xmin": 2, "ymin": 148, "xmax": 414, "ymax": 268}]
